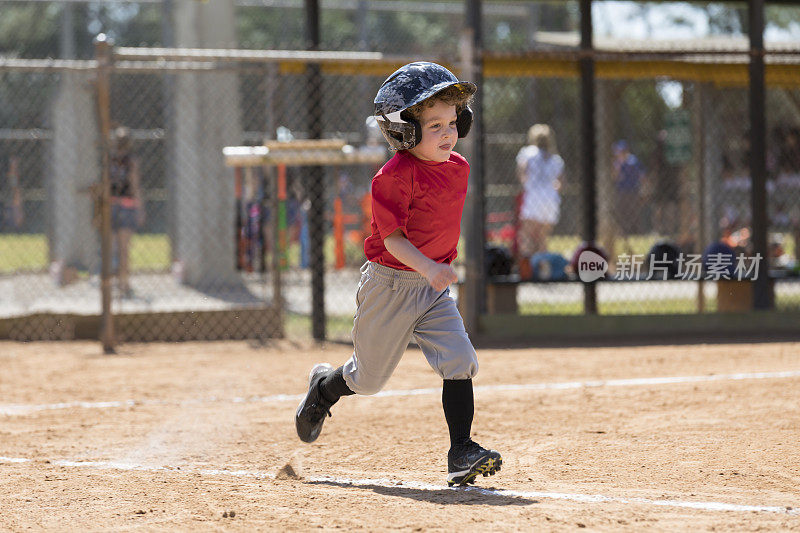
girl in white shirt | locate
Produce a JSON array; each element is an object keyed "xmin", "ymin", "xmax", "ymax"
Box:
[{"xmin": 515, "ymin": 124, "xmax": 564, "ymax": 277}]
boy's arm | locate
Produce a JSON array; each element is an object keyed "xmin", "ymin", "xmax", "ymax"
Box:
[{"xmin": 383, "ymin": 229, "xmax": 457, "ymax": 291}]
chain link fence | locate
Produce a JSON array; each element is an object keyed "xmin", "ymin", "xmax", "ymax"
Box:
[
  {"xmin": 485, "ymin": 61, "xmax": 800, "ymax": 314},
  {"xmin": 2, "ymin": 0, "xmax": 800, "ymax": 344},
  {"xmin": 484, "ymin": 43, "xmax": 800, "ymax": 317},
  {"xmin": 0, "ymin": 47, "xmax": 392, "ymax": 343}
]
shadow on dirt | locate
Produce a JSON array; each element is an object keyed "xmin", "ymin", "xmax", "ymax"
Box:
[{"xmin": 307, "ymin": 480, "xmax": 535, "ymax": 506}]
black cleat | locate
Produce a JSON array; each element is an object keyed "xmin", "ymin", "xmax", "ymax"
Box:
[
  {"xmin": 295, "ymin": 363, "xmax": 335, "ymax": 443},
  {"xmin": 447, "ymin": 440, "xmax": 502, "ymax": 486}
]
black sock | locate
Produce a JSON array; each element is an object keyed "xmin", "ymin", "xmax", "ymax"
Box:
[
  {"xmin": 442, "ymin": 378, "xmax": 474, "ymax": 452},
  {"xmin": 319, "ymin": 366, "xmax": 355, "ymax": 405}
]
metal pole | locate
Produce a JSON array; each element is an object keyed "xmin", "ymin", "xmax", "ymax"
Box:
[
  {"xmin": 460, "ymin": 0, "xmax": 485, "ymax": 335},
  {"xmin": 271, "ymin": 166, "xmax": 284, "ymax": 337},
  {"xmin": 580, "ymin": 0, "xmax": 598, "ymax": 314},
  {"xmin": 161, "ymin": 0, "xmax": 178, "ymax": 264},
  {"xmin": 305, "ymin": 0, "xmax": 326, "ymax": 340},
  {"xmin": 94, "ymin": 34, "xmax": 115, "ymax": 354},
  {"xmin": 748, "ymin": 0, "xmax": 772, "ymax": 310},
  {"xmin": 695, "ymin": 84, "xmax": 706, "ymax": 313},
  {"xmin": 60, "ymin": 2, "xmax": 75, "ymax": 60},
  {"xmin": 526, "ymin": 3, "xmax": 539, "ymax": 127}
]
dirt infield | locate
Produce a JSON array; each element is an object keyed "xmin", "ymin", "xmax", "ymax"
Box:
[{"xmin": 1, "ymin": 340, "xmax": 799, "ymax": 531}]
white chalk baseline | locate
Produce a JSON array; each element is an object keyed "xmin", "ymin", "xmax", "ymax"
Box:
[
  {"xmin": 0, "ymin": 455, "xmax": 796, "ymax": 516},
  {"xmin": 2, "ymin": 370, "xmax": 800, "ymax": 417}
]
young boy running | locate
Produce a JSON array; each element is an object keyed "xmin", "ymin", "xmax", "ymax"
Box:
[{"xmin": 295, "ymin": 62, "xmax": 502, "ymax": 487}]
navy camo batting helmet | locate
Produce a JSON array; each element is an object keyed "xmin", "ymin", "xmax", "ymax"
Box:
[{"xmin": 373, "ymin": 62, "xmax": 477, "ymax": 151}]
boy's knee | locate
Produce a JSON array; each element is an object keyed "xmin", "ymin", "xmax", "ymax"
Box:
[
  {"xmin": 344, "ymin": 381, "xmax": 385, "ymax": 396},
  {"xmin": 342, "ymin": 371, "xmax": 387, "ymax": 396},
  {"xmin": 351, "ymin": 383, "xmax": 383, "ymax": 395},
  {"xmin": 440, "ymin": 356, "xmax": 478, "ymax": 381}
]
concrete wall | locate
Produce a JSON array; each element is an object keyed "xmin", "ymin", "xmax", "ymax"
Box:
[
  {"xmin": 171, "ymin": 0, "xmax": 242, "ymax": 287},
  {"xmin": 49, "ymin": 71, "xmax": 100, "ymax": 279}
]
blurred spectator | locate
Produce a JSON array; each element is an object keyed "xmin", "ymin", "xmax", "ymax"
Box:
[
  {"xmin": 606, "ymin": 139, "xmax": 645, "ymax": 258},
  {"xmin": 648, "ymin": 129, "xmax": 681, "ymax": 237},
  {"xmin": 109, "ymin": 126, "xmax": 144, "ymax": 297},
  {"xmin": 1, "ymin": 157, "xmax": 24, "ymax": 231},
  {"xmin": 718, "ymin": 153, "xmax": 749, "ymax": 243},
  {"xmin": 769, "ymin": 233, "xmax": 794, "ymax": 271},
  {"xmin": 613, "ymin": 139, "xmax": 645, "ymax": 233},
  {"xmin": 777, "ymin": 126, "xmax": 800, "ymax": 178},
  {"xmin": 515, "ymin": 124, "xmax": 564, "ymax": 279}
]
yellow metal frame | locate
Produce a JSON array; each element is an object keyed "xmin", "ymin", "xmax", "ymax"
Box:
[{"xmin": 278, "ymin": 56, "xmax": 800, "ymax": 88}]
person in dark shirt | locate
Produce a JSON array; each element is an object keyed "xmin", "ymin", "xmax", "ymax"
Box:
[
  {"xmin": 611, "ymin": 139, "xmax": 645, "ymax": 256},
  {"xmin": 109, "ymin": 126, "xmax": 144, "ymax": 296},
  {"xmin": 649, "ymin": 129, "xmax": 681, "ymax": 237},
  {"xmin": 1, "ymin": 157, "xmax": 24, "ymax": 231}
]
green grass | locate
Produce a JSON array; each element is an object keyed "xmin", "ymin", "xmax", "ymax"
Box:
[
  {"xmin": 0, "ymin": 232, "xmax": 361, "ymax": 274},
  {"xmin": 129, "ymin": 234, "xmax": 171, "ymax": 271},
  {"xmin": 494, "ymin": 232, "xmax": 798, "ymax": 264},
  {"xmin": 0, "ymin": 234, "xmax": 48, "ymax": 273},
  {"xmin": 288, "ymin": 291, "xmax": 800, "ymax": 339},
  {"xmin": 0, "ymin": 233, "xmax": 172, "ymax": 273},
  {"xmin": 535, "ymin": 234, "xmax": 685, "ymax": 260},
  {"xmin": 519, "ymin": 297, "xmax": 719, "ymax": 316},
  {"xmin": 520, "ymin": 294, "xmax": 800, "ymax": 315},
  {"xmin": 284, "ymin": 312, "xmax": 354, "ymax": 340},
  {"xmin": 5, "ymin": 230, "xmax": 796, "ymax": 273},
  {"xmin": 776, "ymin": 289, "xmax": 800, "ymax": 311}
]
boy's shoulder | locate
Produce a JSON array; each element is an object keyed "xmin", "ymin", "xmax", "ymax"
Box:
[
  {"xmin": 372, "ymin": 152, "xmax": 414, "ymax": 187},
  {"xmin": 448, "ymin": 151, "xmax": 469, "ymax": 169},
  {"xmin": 378, "ymin": 150, "xmax": 415, "ymax": 176}
]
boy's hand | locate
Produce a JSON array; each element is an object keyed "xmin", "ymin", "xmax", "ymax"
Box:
[
  {"xmin": 423, "ymin": 262, "xmax": 458, "ymax": 291},
  {"xmin": 382, "ymin": 230, "xmax": 457, "ymax": 290}
]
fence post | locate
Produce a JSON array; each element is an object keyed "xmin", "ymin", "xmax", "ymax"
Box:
[
  {"xmin": 694, "ymin": 85, "xmax": 707, "ymax": 313},
  {"xmin": 94, "ymin": 34, "xmax": 115, "ymax": 353},
  {"xmin": 305, "ymin": 0, "xmax": 326, "ymax": 340},
  {"xmin": 460, "ymin": 0, "xmax": 485, "ymax": 336},
  {"xmin": 748, "ymin": 0, "xmax": 773, "ymax": 310},
  {"xmin": 580, "ymin": 0, "xmax": 598, "ymax": 314}
]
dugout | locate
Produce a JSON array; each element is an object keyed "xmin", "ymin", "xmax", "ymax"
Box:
[
  {"xmin": 475, "ymin": 34, "xmax": 800, "ymax": 319},
  {"xmin": 455, "ymin": 0, "xmax": 800, "ymax": 339}
]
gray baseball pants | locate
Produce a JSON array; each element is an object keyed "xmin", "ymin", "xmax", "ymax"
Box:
[{"xmin": 342, "ymin": 261, "xmax": 478, "ymax": 395}]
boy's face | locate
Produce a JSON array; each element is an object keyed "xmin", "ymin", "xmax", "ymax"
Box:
[{"xmin": 408, "ymin": 100, "xmax": 458, "ymax": 163}]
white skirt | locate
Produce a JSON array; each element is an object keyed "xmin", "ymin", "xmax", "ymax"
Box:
[{"xmin": 520, "ymin": 192, "xmax": 560, "ymax": 225}]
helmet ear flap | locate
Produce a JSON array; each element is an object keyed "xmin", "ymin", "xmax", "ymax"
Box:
[
  {"xmin": 411, "ymin": 118, "xmax": 422, "ymax": 148},
  {"xmin": 378, "ymin": 113, "xmax": 420, "ymax": 151},
  {"xmin": 456, "ymin": 105, "xmax": 473, "ymax": 138},
  {"xmin": 399, "ymin": 110, "xmax": 423, "ymax": 149}
]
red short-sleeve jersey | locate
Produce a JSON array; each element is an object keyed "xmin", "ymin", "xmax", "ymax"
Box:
[{"xmin": 364, "ymin": 150, "xmax": 469, "ymax": 270}]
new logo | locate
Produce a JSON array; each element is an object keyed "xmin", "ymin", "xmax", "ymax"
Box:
[{"xmin": 577, "ymin": 250, "xmax": 608, "ymax": 282}]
